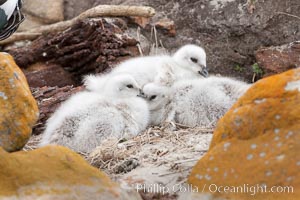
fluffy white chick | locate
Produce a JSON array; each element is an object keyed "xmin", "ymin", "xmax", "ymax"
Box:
[
  {"xmin": 141, "ymin": 76, "xmax": 250, "ymax": 127},
  {"xmin": 172, "ymin": 44, "xmax": 208, "ymax": 78},
  {"xmin": 140, "ymin": 83, "xmax": 172, "ymax": 126},
  {"xmin": 40, "ymin": 74, "xmax": 149, "ymax": 153},
  {"xmin": 84, "ymin": 44, "xmax": 208, "ymax": 92}
]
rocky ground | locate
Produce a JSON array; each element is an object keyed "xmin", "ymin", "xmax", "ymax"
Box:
[
  {"xmin": 63, "ymin": 0, "xmax": 300, "ymax": 82},
  {"xmin": 0, "ymin": 0, "xmax": 299, "ymax": 200}
]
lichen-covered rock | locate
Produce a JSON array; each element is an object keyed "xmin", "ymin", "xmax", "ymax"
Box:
[
  {"xmin": 0, "ymin": 145, "xmax": 141, "ymax": 200},
  {"xmin": 0, "ymin": 53, "xmax": 39, "ymax": 152},
  {"xmin": 188, "ymin": 69, "xmax": 300, "ymax": 200}
]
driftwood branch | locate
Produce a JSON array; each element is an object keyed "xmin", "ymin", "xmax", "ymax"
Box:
[
  {"xmin": 1, "ymin": 33, "xmax": 42, "ymax": 44},
  {"xmin": 77, "ymin": 5, "xmax": 155, "ymax": 19},
  {"xmin": 0, "ymin": 5, "xmax": 155, "ymax": 45}
]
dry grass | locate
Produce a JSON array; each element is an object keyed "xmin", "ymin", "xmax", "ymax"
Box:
[
  {"xmin": 84, "ymin": 123, "xmax": 214, "ymax": 193},
  {"xmin": 23, "ymin": 134, "xmax": 42, "ymax": 152},
  {"xmin": 87, "ymin": 124, "xmax": 213, "ymax": 175}
]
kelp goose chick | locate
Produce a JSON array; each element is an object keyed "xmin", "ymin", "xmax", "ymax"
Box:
[
  {"xmin": 84, "ymin": 44, "xmax": 208, "ymax": 92},
  {"xmin": 40, "ymin": 74, "xmax": 149, "ymax": 153},
  {"xmin": 141, "ymin": 76, "xmax": 250, "ymax": 127}
]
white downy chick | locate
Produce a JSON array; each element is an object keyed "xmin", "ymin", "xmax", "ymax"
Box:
[
  {"xmin": 40, "ymin": 74, "xmax": 149, "ymax": 153},
  {"xmin": 172, "ymin": 44, "xmax": 208, "ymax": 78},
  {"xmin": 140, "ymin": 83, "xmax": 172, "ymax": 126},
  {"xmin": 141, "ymin": 76, "xmax": 250, "ymax": 127},
  {"xmin": 84, "ymin": 44, "xmax": 208, "ymax": 92}
]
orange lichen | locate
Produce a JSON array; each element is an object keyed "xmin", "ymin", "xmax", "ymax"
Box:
[
  {"xmin": 188, "ymin": 69, "xmax": 300, "ymax": 200},
  {"xmin": 0, "ymin": 145, "xmax": 120, "ymax": 198},
  {"xmin": 0, "ymin": 53, "xmax": 39, "ymax": 152},
  {"xmin": 211, "ymin": 68, "xmax": 300, "ymax": 147}
]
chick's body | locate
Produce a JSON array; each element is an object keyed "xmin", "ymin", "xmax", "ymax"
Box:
[
  {"xmin": 142, "ymin": 77, "xmax": 250, "ymax": 127},
  {"xmin": 40, "ymin": 75, "xmax": 149, "ymax": 153},
  {"xmin": 171, "ymin": 77, "xmax": 250, "ymax": 127}
]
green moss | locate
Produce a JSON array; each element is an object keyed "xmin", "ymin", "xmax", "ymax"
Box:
[
  {"xmin": 252, "ymin": 63, "xmax": 264, "ymax": 76},
  {"xmin": 234, "ymin": 65, "xmax": 245, "ymax": 72}
]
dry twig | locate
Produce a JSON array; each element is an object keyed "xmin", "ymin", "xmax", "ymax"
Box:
[{"xmin": 276, "ymin": 12, "xmax": 300, "ymax": 21}]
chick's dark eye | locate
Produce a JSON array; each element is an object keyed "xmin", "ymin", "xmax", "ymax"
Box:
[
  {"xmin": 150, "ymin": 95, "xmax": 157, "ymax": 101},
  {"xmin": 127, "ymin": 84, "xmax": 133, "ymax": 88},
  {"xmin": 190, "ymin": 57, "xmax": 198, "ymax": 63}
]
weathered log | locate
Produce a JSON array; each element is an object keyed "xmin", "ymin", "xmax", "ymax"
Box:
[
  {"xmin": 23, "ymin": 63, "xmax": 76, "ymax": 88},
  {"xmin": 0, "ymin": 5, "xmax": 155, "ymax": 45},
  {"xmin": 32, "ymin": 85, "xmax": 84, "ymax": 135},
  {"xmin": 9, "ymin": 18, "xmax": 139, "ymax": 85}
]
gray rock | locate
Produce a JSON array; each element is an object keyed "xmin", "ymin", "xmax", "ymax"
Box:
[
  {"xmin": 64, "ymin": 0, "xmax": 300, "ymax": 82},
  {"xmin": 18, "ymin": 0, "xmax": 64, "ymax": 31}
]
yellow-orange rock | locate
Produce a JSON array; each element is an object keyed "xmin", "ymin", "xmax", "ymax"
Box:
[
  {"xmin": 188, "ymin": 69, "xmax": 300, "ymax": 200},
  {"xmin": 0, "ymin": 53, "xmax": 39, "ymax": 152},
  {"xmin": 0, "ymin": 145, "xmax": 141, "ymax": 200}
]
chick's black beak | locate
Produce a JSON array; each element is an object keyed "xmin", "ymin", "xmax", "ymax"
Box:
[
  {"xmin": 198, "ymin": 68, "xmax": 209, "ymax": 78},
  {"xmin": 137, "ymin": 89, "xmax": 146, "ymax": 98}
]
